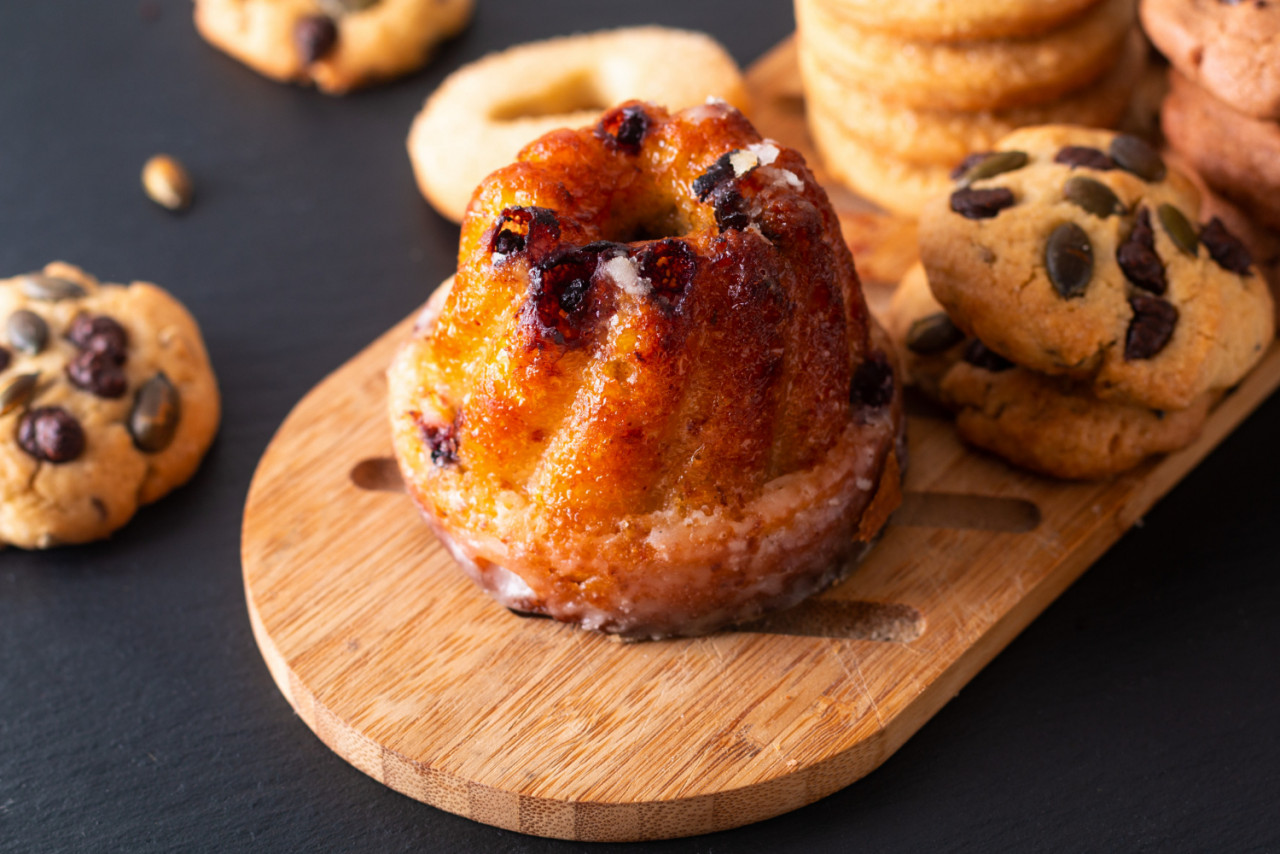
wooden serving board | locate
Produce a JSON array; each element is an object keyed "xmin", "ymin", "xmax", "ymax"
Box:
[{"xmin": 240, "ymin": 38, "xmax": 1280, "ymax": 843}]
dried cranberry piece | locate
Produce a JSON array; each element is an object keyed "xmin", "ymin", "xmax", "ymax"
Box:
[
  {"xmin": 850, "ymin": 351, "xmax": 895, "ymax": 409},
  {"xmin": 1116, "ymin": 207, "xmax": 1167, "ymax": 295},
  {"xmin": 0, "ymin": 346, "xmax": 9, "ymax": 373},
  {"xmin": 295, "ymin": 14, "xmax": 337, "ymax": 64},
  {"xmin": 1126, "ymin": 295, "xmax": 1178, "ymax": 360},
  {"xmin": 66, "ymin": 350, "xmax": 127, "ymax": 398},
  {"xmin": 711, "ymin": 186, "xmax": 751, "ymax": 232},
  {"xmin": 525, "ymin": 247, "xmax": 602, "ymax": 346},
  {"xmin": 950, "ymin": 187, "xmax": 1015, "ymax": 220},
  {"xmin": 1054, "ymin": 146, "xmax": 1116, "ymax": 170},
  {"xmin": 67, "ymin": 314, "xmax": 129, "ymax": 363},
  {"xmin": 636, "ymin": 239, "xmax": 697, "ymax": 299},
  {"xmin": 950, "ymin": 152, "xmax": 993, "ymax": 180},
  {"xmin": 490, "ymin": 206, "xmax": 560, "ymax": 261},
  {"xmin": 1200, "ymin": 217, "xmax": 1253, "ymax": 274},
  {"xmin": 415, "ymin": 414, "xmax": 459, "ymax": 467},
  {"xmin": 693, "ymin": 152, "xmax": 735, "ymax": 201},
  {"xmin": 17, "ymin": 406, "xmax": 85, "ymax": 463},
  {"xmin": 594, "ymin": 104, "xmax": 649, "ymax": 154},
  {"xmin": 963, "ymin": 340, "xmax": 1014, "ymax": 372}
]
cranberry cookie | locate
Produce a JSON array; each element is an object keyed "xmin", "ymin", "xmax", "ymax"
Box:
[
  {"xmin": 194, "ymin": 0, "xmax": 472, "ymax": 94},
  {"xmin": 1141, "ymin": 0, "xmax": 1280, "ymax": 119},
  {"xmin": 919, "ymin": 125, "xmax": 1274, "ymax": 411},
  {"xmin": 888, "ymin": 263, "xmax": 1211, "ymax": 479},
  {"xmin": 0, "ymin": 263, "xmax": 220, "ymax": 548}
]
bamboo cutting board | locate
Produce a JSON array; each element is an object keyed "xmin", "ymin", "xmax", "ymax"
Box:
[{"xmin": 240, "ymin": 39, "xmax": 1280, "ymax": 843}]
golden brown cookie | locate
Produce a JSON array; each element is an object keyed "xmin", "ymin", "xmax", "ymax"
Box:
[
  {"xmin": 799, "ymin": 30, "xmax": 1146, "ymax": 167},
  {"xmin": 194, "ymin": 0, "xmax": 472, "ymax": 94},
  {"xmin": 0, "ymin": 263, "xmax": 220, "ymax": 548},
  {"xmin": 887, "ymin": 263, "xmax": 1212, "ymax": 479},
  {"xmin": 407, "ymin": 27, "xmax": 750, "ymax": 223},
  {"xmin": 1162, "ymin": 70, "xmax": 1280, "ymax": 232},
  {"xmin": 795, "ymin": 0, "xmax": 1136, "ymax": 112},
  {"xmin": 811, "ymin": 0, "xmax": 1106, "ymax": 42},
  {"xmin": 1140, "ymin": 0, "xmax": 1280, "ymax": 119},
  {"xmin": 919, "ymin": 125, "xmax": 1274, "ymax": 411}
]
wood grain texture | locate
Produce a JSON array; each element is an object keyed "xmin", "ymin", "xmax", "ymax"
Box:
[{"xmin": 240, "ymin": 42, "xmax": 1280, "ymax": 842}]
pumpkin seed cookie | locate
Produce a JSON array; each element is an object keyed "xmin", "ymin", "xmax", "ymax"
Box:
[
  {"xmin": 194, "ymin": 0, "xmax": 472, "ymax": 94},
  {"xmin": 919, "ymin": 125, "xmax": 1274, "ymax": 411},
  {"xmin": 811, "ymin": 0, "xmax": 1105, "ymax": 42},
  {"xmin": 1140, "ymin": 0, "xmax": 1280, "ymax": 120},
  {"xmin": 799, "ymin": 30, "xmax": 1146, "ymax": 167},
  {"xmin": 0, "ymin": 263, "xmax": 220, "ymax": 549},
  {"xmin": 795, "ymin": 0, "xmax": 1135, "ymax": 112},
  {"xmin": 888, "ymin": 263, "xmax": 1212, "ymax": 479}
]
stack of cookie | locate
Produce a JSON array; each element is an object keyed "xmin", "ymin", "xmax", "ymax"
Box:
[
  {"xmin": 1143, "ymin": 0, "xmax": 1280, "ymax": 235},
  {"xmin": 795, "ymin": 0, "xmax": 1144, "ymax": 217},
  {"xmin": 887, "ymin": 126, "xmax": 1274, "ymax": 479}
]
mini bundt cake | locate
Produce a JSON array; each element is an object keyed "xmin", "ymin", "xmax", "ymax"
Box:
[{"xmin": 388, "ymin": 101, "xmax": 904, "ymax": 639}]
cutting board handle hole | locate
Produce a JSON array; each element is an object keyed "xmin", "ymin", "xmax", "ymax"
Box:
[
  {"xmin": 894, "ymin": 492, "xmax": 1041, "ymax": 533},
  {"xmin": 350, "ymin": 457, "xmax": 404, "ymax": 492}
]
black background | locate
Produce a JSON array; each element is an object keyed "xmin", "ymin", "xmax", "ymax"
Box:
[{"xmin": 2, "ymin": 2, "xmax": 1277, "ymax": 851}]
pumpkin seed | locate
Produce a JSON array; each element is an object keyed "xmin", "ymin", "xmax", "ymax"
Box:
[
  {"xmin": 141, "ymin": 154, "xmax": 194, "ymax": 212},
  {"xmin": 1045, "ymin": 222, "xmax": 1094, "ymax": 299},
  {"xmin": 7, "ymin": 310, "xmax": 48, "ymax": 354},
  {"xmin": 906, "ymin": 313, "xmax": 964, "ymax": 354},
  {"xmin": 129, "ymin": 373, "xmax": 181, "ymax": 452},
  {"xmin": 0, "ymin": 372, "xmax": 40, "ymax": 416},
  {"xmin": 955, "ymin": 150, "xmax": 1028, "ymax": 188},
  {"xmin": 20, "ymin": 274, "xmax": 86, "ymax": 301},
  {"xmin": 1109, "ymin": 134, "xmax": 1166, "ymax": 182},
  {"xmin": 1157, "ymin": 203, "xmax": 1199, "ymax": 255},
  {"xmin": 1062, "ymin": 176, "xmax": 1125, "ymax": 218}
]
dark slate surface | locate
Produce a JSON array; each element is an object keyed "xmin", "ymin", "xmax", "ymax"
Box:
[{"xmin": 1, "ymin": 1, "xmax": 1277, "ymax": 851}]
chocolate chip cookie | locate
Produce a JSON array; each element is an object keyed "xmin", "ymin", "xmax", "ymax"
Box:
[
  {"xmin": 0, "ymin": 263, "xmax": 220, "ymax": 548},
  {"xmin": 1141, "ymin": 0, "xmax": 1280, "ymax": 120},
  {"xmin": 888, "ymin": 263, "xmax": 1213, "ymax": 479},
  {"xmin": 919, "ymin": 125, "xmax": 1274, "ymax": 411},
  {"xmin": 194, "ymin": 0, "xmax": 472, "ymax": 94}
]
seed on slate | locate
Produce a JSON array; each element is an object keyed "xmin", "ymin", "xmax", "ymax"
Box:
[
  {"xmin": 295, "ymin": 14, "xmax": 338, "ymax": 64},
  {"xmin": 8, "ymin": 310, "xmax": 49, "ymax": 355},
  {"xmin": 950, "ymin": 187, "xmax": 1015, "ymax": 220},
  {"xmin": 954, "ymin": 150, "xmax": 1028, "ymax": 188},
  {"xmin": 0, "ymin": 372, "xmax": 40, "ymax": 416},
  {"xmin": 67, "ymin": 314, "xmax": 129, "ymax": 363},
  {"xmin": 1157, "ymin": 203, "xmax": 1199, "ymax": 255},
  {"xmin": 20, "ymin": 273, "xmax": 86, "ymax": 301},
  {"xmin": 906, "ymin": 313, "xmax": 964, "ymax": 354},
  {"xmin": 850, "ymin": 351, "xmax": 895, "ymax": 409},
  {"xmin": 141, "ymin": 154, "xmax": 194, "ymax": 212},
  {"xmin": 17, "ymin": 406, "xmax": 84, "ymax": 463},
  {"xmin": 594, "ymin": 104, "xmax": 649, "ymax": 154},
  {"xmin": 1054, "ymin": 146, "xmax": 1116, "ymax": 170},
  {"xmin": 1063, "ymin": 176, "xmax": 1125, "ymax": 218},
  {"xmin": 0, "ymin": 346, "xmax": 9, "ymax": 372},
  {"xmin": 963, "ymin": 340, "xmax": 1014, "ymax": 372},
  {"xmin": 1125, "ymin": 294, "xmax": 1179, "ymax": 360},
  {"xmin": 1116, "ymin": 207, "xmax": 1167, "ymax": 294},
  {"xmin": 1200, "ymin": 216, "xmax": 1253, "ymax": 274},
  {"xmin": 1109, "ymin": 134, "xmax": 1166, "ymax": 182},
  {"xmin": 66, "ymin": 350, "xmax": 127, "ymax": 398},
  {"xmin": 1045, "ymin": 222, "xmax": 1094, "ymax": 299},
  {"xmin": 129, "ymin": 373, "xmax": 181, "ymax": 453}
]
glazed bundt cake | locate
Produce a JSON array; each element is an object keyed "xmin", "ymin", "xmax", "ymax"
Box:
[{"xmin": 388, "ymin": 100, "xmax": 904, "ymax": 639}]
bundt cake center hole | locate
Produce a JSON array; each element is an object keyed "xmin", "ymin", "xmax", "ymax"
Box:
[
  {"xmin": 611, "ymin": 202, "xmax": 691, "ymax": 242},
  {"xmin": 488, "ymin": 71, "xmax": 609, "ymax": 122}
]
